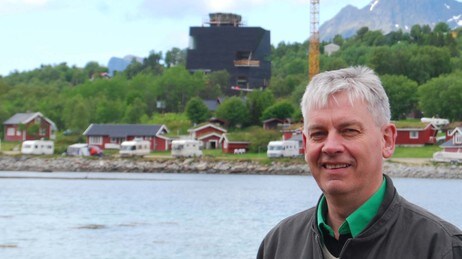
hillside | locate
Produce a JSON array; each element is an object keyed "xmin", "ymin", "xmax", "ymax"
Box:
[{"xmin": 320, "ymin": 0, "xmax": 462, "ymax": 40}]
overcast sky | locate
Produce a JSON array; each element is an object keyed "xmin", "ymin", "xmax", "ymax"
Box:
[{"xmin": 0, "ymin": 0, "xmax": 373, "ymax": 76}]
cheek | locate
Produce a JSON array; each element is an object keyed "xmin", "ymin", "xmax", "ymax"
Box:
[{"xmin": 304, "ymin": 144, "xmax": 320, "ymax": 164}]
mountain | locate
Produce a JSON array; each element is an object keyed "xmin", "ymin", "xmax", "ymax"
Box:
[
  {"xmin": 319, "ymin": 0, "xmax": 462, "ymax": 41},
  {"xmin": 107, "ymin": 55, "xmax": 143, "ymax": 76}
]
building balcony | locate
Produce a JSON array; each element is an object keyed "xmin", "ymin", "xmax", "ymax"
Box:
[{"xmin": 234, "ymin": 59, "xmax": 260, "ymax": 67}]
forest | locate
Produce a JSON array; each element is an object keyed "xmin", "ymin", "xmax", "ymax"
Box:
[{"xmin": 1, "ymin": 22, "xmax": 462, "ymax": 139}]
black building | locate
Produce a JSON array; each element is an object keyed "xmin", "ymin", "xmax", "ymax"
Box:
[{"xmin": 186, "ymin": 13, "xmax": 271, "ymax": 94}]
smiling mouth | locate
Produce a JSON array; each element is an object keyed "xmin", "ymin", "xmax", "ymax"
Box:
[{"xmin": 323, "ymin": 163, "xmax": 351, "ymax": 169}]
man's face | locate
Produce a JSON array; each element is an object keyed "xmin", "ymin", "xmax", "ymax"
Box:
[{"xmin": 303, "ymin": 92, "xmax": 395, "ymax": 199}]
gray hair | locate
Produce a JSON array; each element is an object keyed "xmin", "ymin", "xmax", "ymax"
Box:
[{"xmin": 300, "ymin": 66, "xmax": 390, "ymax": 132}]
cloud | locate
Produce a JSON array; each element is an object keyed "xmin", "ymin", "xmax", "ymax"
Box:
[
  {"xmin": 0, "ymin": 0, "xmax": 54, "ymax": 14},
  {"xmin": 135, "ymin": 0, "xmax": 301, "ymax": 20}
]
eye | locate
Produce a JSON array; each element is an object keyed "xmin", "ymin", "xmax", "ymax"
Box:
[
  {"xmin": 309, "ymin": 131, "xmax": 326, "ymax": 141},
  {"xmin": 341, "ymin": 128, "xmax": 360, "ymax": 137}
]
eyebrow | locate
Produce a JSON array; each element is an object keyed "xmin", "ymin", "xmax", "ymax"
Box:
[{"xmin": 306, "ymin": 120, "xmax": 363, "ymax": 132}]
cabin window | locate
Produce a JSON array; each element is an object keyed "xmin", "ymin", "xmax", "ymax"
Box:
[
  {"xmin": 7, "ymin": 128, "xmax": 14, "ymax": 136},
  {"xmin": 39, "ymin": 127, "xmax": 46, "ymax": 136},
  {"xmin": 111, "ymin": 137, "xmax": 124, "ymax": 144},
  {"xmin": 89, "ymin": 136, "xmax": 102, "ymax": 145},
  {"xmin": 455, "ymin": 134, "xmax": 462, "ymax": 144},
  {"xmin": 409, "ymin": 131, "xmax": 419, "ymax": 139}
]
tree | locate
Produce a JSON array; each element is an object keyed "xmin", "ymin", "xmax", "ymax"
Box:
[
  {"xmin": 261, "ymin": 101, "xmax": 295, "ymax": 121},
  {"xmin": 380, "ymin": 75, "xmax": 418, "ymax": 120},
  {"xmin": 201, "ymin": 70, "xmax": 229, "ymax": 97},
  {"xmin": 62, "ymin": 96, "xmax": 91, "ymax": 131},
  {"xmin": 123, "ymin": 97, "xmax": 148, "ymax": 124},
  {"xmin": 185, "ymin": 97, "xmax": 210, "ymax": 124},
  {"xmin": 157, "ymin": 66, "xmax": 205, "ymax": 113},
  {"xmin": 418, "ymin": 73, "xmax": 462, "ymax": 120},
  {"xmin": 268, "ymin": 74, "xmax": 304, "ymax": 98},
  {"xmin": 332, "ymin": 34, "xmax": 344, "ymax": 46},
  {"xmin": 246, "ymin": 90, "xmax": 275, "ymax": 125},
  {"xmin": 215, "ymin": 97, "xmax": 249, "ymax": 128},
  {"xmin": 165, "ymin": 47, "xmax": 186, "ymax": 68}
]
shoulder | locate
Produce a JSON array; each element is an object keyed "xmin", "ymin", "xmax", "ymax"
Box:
[
  {"xmin": 257, "ymin": 208, "xmax": 318, "ymax": 258},
  {"xmin": 262, "ymin": 207, "xmax": 316, "ymax": 242},
  {"xmin": 398, "ymin": 196, "xmax": 462, "ymax": 236}
]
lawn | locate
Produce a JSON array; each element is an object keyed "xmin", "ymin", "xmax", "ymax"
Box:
[
  {"xmin": 1, "ymin": 139, "xmax": 442, "ymax": 160},
  {"xmin": 392, "ymin": 145, "xmax": 441, "ymax": 158}
]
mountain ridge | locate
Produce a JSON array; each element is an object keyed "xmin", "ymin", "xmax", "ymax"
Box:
[{"xmin": 320, "ymin": 0, "xmax": 462, "ymax": 41}]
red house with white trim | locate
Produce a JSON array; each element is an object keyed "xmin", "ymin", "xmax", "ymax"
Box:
[
  {"xmin": 440, "ymin": 127, "xmax": 462, "ymax": 152},
  {"xmin": 281, "ymin": 123, "xmax": 304, "ymax": 155},
  {"xmin": 433, "ymin": 127, "xmax": 462, "ymax": 162},
  {"xmin": 3, "ymin": 112, "xmax": 57, "ymax": 141},
  {"xmin": 396, "ymin": 122, "xmax": 439, "ymax": 146},
  {"xmin": 83, "ymin": 124, "xmax": 169, "ymax": 151},
  {"xmin": 219, "ymin": 134, "xmax": 250, "ymax": 154},
  {"xmin": 188, "ymin": 123, "xmax": 227, "ymax": 149}
]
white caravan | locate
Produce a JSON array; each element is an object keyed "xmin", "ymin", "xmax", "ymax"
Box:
[
  {"xmin": 21, "ymin": 140, "xmax": 54, "ymax": 155},
  {"xmin": 66, "ymin": 143, "xmax": 103, "ymax": 157},
  {"xmin": 171, "ymin": 139, "xmax": 203, "ymax": 158},
  {"xmin": 119, "ymin": 139, "xmax": 151, "ymax": 157},
  {"xmin": 267, "ymin": 140, "xmax": 299, "ymax": 158}
]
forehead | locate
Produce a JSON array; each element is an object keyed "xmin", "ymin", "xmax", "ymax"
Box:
[
  {"xmin": 309, "ymin": 91, "xmax": 362, "ymax": 111},
  {"xmin": 306, "ymin": 93, "xmax": 372, "ymax": 127}
]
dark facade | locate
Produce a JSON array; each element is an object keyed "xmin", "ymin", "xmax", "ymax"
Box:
[{"xmin": 186, "ymin": 13, "xmax": 271, "ymax": 94}]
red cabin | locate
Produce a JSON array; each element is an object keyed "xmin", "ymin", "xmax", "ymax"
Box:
[
  {"xmin": 83, "ymin": 124, "xmax": 169, "ymax": 151},
  {"xmin": 3, "ymin": 112, "xmax": 57, "ymax": 141},
  {"xmin": 188, "ymin": 123, "xmax": 227, "ymax": 149}
]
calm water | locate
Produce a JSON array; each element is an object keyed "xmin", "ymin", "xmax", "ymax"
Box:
[{"xmin": 0, "ymin": 172, "xmax": 461, "ymax": 259}]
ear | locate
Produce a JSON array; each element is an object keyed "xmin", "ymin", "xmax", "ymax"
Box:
[
  {"xmin": 382, "ymin": 123, "xmax": 397, "ymax": 159},
  {"xmin": 302, "ymin": 131, "xmax": 309, "ymax": 162}
]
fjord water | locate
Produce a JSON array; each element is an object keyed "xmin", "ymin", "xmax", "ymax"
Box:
[{"xmin": 0, "ymin": 172, "xmax": 461, "ymax": 259}]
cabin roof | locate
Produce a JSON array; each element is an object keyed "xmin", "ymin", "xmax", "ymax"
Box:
[
  {"xmin": 83, "ymin": 124, "xmax": 168, "ymax": 138},
  {"xmin": 3, "ymin": 112, "xmax": 57, "ymax": 130}
]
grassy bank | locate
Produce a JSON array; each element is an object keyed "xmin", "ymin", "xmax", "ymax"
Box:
[{"xmin": 0, "ymin": 140, "xmax": 441, "ymax": 161}]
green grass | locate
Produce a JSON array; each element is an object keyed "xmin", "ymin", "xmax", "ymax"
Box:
[
  {"xmin": 2, "ymin": 138, "xmax": 444, "ymax": 161},
  {"xmin": 0, "ymin": 141, "xmax": 21, "ymax": 152},
  {"xmin": 392, "ymin": 145, "xmax": 442, "ymax": 158}
]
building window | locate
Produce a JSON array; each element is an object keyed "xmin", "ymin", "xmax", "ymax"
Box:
[
  {"xmin": 236, "ymin": 76, "xmax": 248, "ymax": 87},
  {"xmin": 35, "ymin": 117, "xmax": 41, "ymax": 124},
  {"xmin": 455, "ymin": 134, "xmax": 462, "ymax": 144},
  {"xmin": 410, "ymin": 131, "xmax": 419, "ymax": 139},
  {"xmin": 110, "ymin": 137, "xmax": 124, "ymax": 144},
  {"xmin": 89, "ymin": 136, "xmax": 103, "ymax": 145},
  {"xmin": 7, "ymin": 128, "xmax": 15, "ymax": 136},
  {"xmin": 39, "ymin": 127, "xmax": 46, "ymax": 136},
  {"xmin": 188, "ymin": 36, "xmax": 196, "ymax": 50}
]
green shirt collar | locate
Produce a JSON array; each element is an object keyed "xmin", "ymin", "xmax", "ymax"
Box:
[{"xmin": 317, "ymin": 177, "xmax": 387, "ymax": 238}]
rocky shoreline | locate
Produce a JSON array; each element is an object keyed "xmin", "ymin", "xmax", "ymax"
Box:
[{"xmin": 0, "ymin": 155, "xmax": 461, "ymax": 179}]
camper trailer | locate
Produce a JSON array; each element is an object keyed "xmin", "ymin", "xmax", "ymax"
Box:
[
  {"xmin": 267, "ymin": 140, "xmax": 299, "ymax": 158},
  {"xmin": 119, "ymin": 139, "xmax": 151, "ymax": 157},
  {"xmin": 171, "ymin": 139, "xmax": 203, "ymax": 158},
  {"xmin": 66, "ymin": 143, "xmax": 102, "ymax": 157},
  {"xmin": 21, "ymin": 140, "xmax": 54, "ymax": 155}
]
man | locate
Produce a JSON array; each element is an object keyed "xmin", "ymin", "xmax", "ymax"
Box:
[{"xmin": 257, "ymin": 66, "xmax": 462, "ymax": 258}]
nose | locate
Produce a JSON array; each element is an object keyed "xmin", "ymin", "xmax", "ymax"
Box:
[{"xmin": 321, "ymin": 132, "xmax": 344, "ymax": 155}]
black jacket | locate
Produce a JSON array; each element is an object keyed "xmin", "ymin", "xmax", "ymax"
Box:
[{"xmin": 257, "ymin": 175, "xmax": 462, "ymax": 258}]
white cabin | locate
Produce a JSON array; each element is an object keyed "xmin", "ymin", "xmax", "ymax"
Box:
[
  {"xmin": 21, "ymin": 140, "xmax": 54, "ymax": 155},
  {"xmin": 171, "ymin": 139, "xmax": 203, "ymax": 158},
  {"xmin": 119, "ymin": 139, "xmax": 151, "ymax": 157},
  {"xmin": 267, "ymin": 140, "xmax": 299, "ymax": 158}
]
